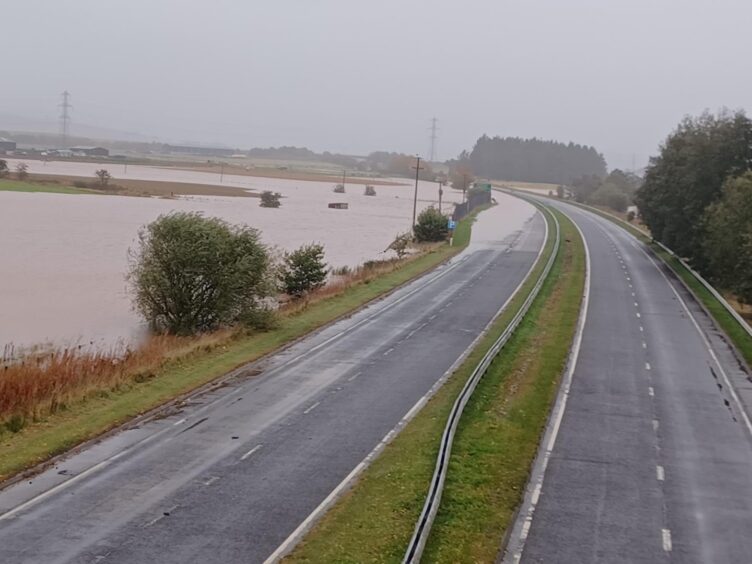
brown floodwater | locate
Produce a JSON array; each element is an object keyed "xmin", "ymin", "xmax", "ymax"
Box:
[{"xmin": 0, "ymin": 159, "xmax": 534, "ymax": 350}]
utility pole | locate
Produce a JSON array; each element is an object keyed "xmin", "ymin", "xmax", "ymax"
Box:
[
  {"xmin": 438, "ymin": 180, "xmax": 444, "ymax": 214},
  {"xmin": 59, "ymin": 91, "xmax": 72, "ymax": 148},
  {"xmin": 220, "ymin": 161, "xmax": 225, "ymax": 183},
  {"xmin": 342, "ymin": 169, "xmax": 346, "ymax": 191},
  {"xmin": 411, "ymin": 156, "xmax": 424, "ymax": 228},
  {"xmin": 462, "ymin": 172, "xmax": 470, "ymax": 203},
  {"xmin": 428, "ymin": 117, "xmax": 438, "ymax": 163}
]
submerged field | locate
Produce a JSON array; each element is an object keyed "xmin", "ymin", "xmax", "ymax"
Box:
[{"xmin": 0, "ymin": 160, "xmax": 489, "ymax": 350}]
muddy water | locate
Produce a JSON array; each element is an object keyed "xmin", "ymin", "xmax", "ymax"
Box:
[{"xmin": 0, "ymin": 160, "xmax": 534, "ymax": 349}]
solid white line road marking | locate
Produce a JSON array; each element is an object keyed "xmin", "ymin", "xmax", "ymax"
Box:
[
  {"xmin": 646, "ymin": 362, "xmax": 651, "ymax": 370},
  {"xmin": 656, "ymin": 465, "xmax": 665, "ymax": 481},
  {"xmin": 240, "ymin": 444, "xmax": 263, "ymax": 461},
  {"xmin": 662, "ymin": 528, "xmax": 673, "ymax": 551},
  {"xmin": 531, "ymin": 483, "xmax": 542, "ymax": 505},
  {"xmin": 347, "ymin": 372, "xmax": 361, "ymax": 382},
  {"xmin": 173, "ymin": 418, "xmax": 186, "ymax": 426},
  {"xmin": 303, "ymin": 402, "xmax": 320, "ymax": 415},
  {"xmin": 648, "ymin": 386, "xmax": 655, "ymax": 397}
]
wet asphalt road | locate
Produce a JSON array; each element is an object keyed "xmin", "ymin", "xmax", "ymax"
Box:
[
  {"xmin": 0, "ymin": 205, "xmax": 545, "ymax": 564},
  {"xmin": 514, "ymin": 201, "xmax": 752, "ymax": 564}
]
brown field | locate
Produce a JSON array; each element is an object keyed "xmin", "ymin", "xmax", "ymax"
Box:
[
  {"xmin": 167, "ymin": 163, "xmax": 405, "ymax": 186},
  {"xmin": 28, "ymin": 174, "xmax": 259, "ymax": 198}
]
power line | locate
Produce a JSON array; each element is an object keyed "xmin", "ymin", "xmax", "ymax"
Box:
[
  {"xmin": 428, "ymin": 117, "xmax": 438, "ymax": 162},
  {"xmin": 59, "ymin": 91, "xmax": 72, "ymax": 148}
]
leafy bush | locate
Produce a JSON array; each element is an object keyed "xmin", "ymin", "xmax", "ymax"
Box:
[
  {"xmin": 414, "ymin": 207, "xmax": 449, "ymax": 242},
  {"xmin": 128, "ymin": 212, "xmax": 273, "ymax": 335},
  {"xmin": 364, "ymin": 185, "xmax": 376, "ymax": 196},
  {"xmin": 0, "ymin": 159, "xmax": 8, "ymax": 178},
  {"xmin": 626, "ymin": 210, "xmax": 636, "ymax": 222},
  {"xmin": 280, "ymin": 243, "xmax": 328, "ymax": 297},
  {"xmin": 333, "ymin": 184, "xmax": 345, "ymax": 193},
  {"xmin": 589, "ymin": 184, "xmax": 628, "ymax": 212},
  {"xmin": 260, "ymin": 191, "xmax": 282, "ymax": 208},
  {"xmin": 72, "ymin": 180, "xmax": 90, "ymax": 189}
]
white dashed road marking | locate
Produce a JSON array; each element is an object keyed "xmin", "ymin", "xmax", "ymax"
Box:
[
  {"xmin": 662, "ymin": 528, "xmax": 673, "ymax": 552},
  {"xmin": 303, "ymin": 402, "xmax": 320, "ymax": 415},
  {"xmin": 240, "ymin": 444, "xmax": 263, "ymax": 461}
]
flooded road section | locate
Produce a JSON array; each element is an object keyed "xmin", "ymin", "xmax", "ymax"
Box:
[{"xmin": 0, "ymin": 159, "xmax": 533, "ymax": 350}]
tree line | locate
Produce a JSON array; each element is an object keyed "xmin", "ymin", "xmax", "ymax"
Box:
[
  {"xmin": 459, "ymin": 135, "xmax": 607, "ymax": 184},
  {"xmin": 566, "ymin": 169, "xmax": 641, "ymax": 212},
  {"xmin": 636, "ymin": 109, "xmax": 752, "ymax": 304}
]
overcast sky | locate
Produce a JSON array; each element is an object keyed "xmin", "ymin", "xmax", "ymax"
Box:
[{"xmin": 1, "ymin": 0, "xmax": 750, "ymax": 169}]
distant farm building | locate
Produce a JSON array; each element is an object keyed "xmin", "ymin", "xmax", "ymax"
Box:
[
  {"xmin": 0, "ymin": 138, "xmax": 17, "ymax": 153},
  {"xmin": 70, "ymin": 146, "xmax": 110, "ymax": 157}
]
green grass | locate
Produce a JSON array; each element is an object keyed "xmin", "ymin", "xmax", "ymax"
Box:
[
  {"xmin": 566, "ymin": 200, "xmax": 752, "ymax": 369},
  {"xmin": 286, "ymin": 208, "xmax": 584, "ymax": 563},
  {"xmin": 0, "ymin": 206, "xmax": 486, "ymax": 482},
  {"xmin": 0, "ymin": 179, "xmax": 93, "ymax": 195}
]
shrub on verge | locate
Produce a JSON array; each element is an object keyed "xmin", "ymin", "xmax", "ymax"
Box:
[{"xmin": 128, "ymin": 212, "xmax": 273, "ymax": 334}]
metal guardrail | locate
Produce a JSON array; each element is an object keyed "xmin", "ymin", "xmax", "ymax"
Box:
[
  {"xmin": 651, "ymin": 239, "xmax": 752, "ymax": 339},
  {"xmin": 402, "ymin": 203, "xmax": 561, "ymax": 563}
]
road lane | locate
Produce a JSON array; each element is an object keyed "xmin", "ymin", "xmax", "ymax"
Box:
[
  {"xmin": 0, "ymin": 199, "xmax": 545, "ymax": 564},
  {"xmin": 515, "ymin": 201, "xmax": 752, "ymax": 563}
]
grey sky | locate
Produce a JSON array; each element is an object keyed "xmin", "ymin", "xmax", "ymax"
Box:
[{"xmin": 1, "ymin": 0, "xmax": 750, "ymax": 169}]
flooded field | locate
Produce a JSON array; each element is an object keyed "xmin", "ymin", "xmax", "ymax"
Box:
[{"xmin": 0, "ymin": 159, "xmax": 532, "ymax": 350}]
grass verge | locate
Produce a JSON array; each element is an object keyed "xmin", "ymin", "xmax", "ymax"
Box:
[
  {"xmin": 0, "ymin": 207, "xmax": 487, "ymax": 483},
  {"xmin": 0, "ymin": 179, "xmax": 93, "ymax": 195},
  {"xmin": 285, "ymin": 208, "xmax": 583, "ymax": 563}
]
